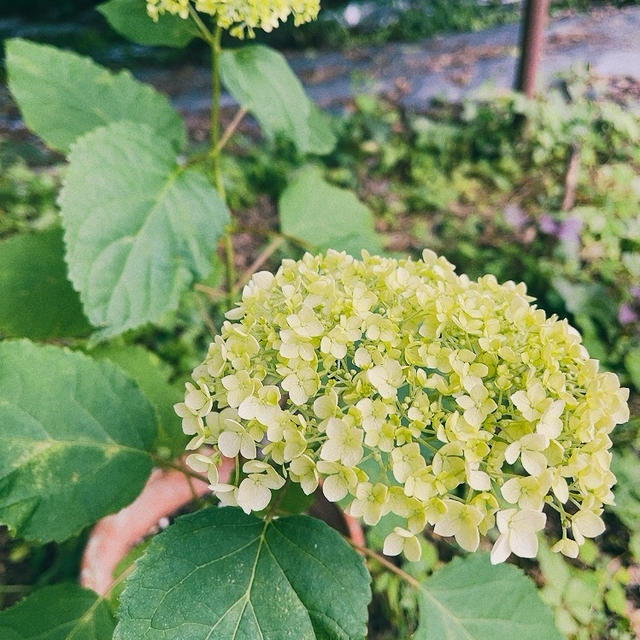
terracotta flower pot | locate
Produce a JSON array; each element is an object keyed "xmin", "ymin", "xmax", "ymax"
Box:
[
  {"xmin": 80, "ymin": 458, "xmax": 365, "ymax": 595},
  {"xmin": 80, "ymin": 458, "xmax": 232, "ymax": 595}
]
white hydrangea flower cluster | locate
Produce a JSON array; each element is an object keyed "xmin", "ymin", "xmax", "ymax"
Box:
[
  {"xmin": 175, "ymin": 250, "xmax": 629, "ymax": 563},
  {"xmin": 146, "ymin": 0, "xmax": 320, "ymax": 38}
]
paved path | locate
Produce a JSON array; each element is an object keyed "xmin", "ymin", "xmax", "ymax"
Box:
[
  {"xmin": 137, "ymin": 5, "xmax": 640, "ymax": 118},
  {"xmin": 2, "ymin": 5, "xmax": 640, "ymax": 139}
]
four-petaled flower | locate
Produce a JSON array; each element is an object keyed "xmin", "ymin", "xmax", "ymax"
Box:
[
  {"xmin": 320, "ymin": 417, "xmax": 364, "ymax": 467},
  {"xmin": 348, "ymin": 482, "xmax": 389, "ymax": 525},
  {"xmin": 433, "ymin": 500, "xmax": 484, "ymax": 552},
  {"xmin": 490, "ymin": 509, "xmax": 547, "ymax": 564},
  {"xmin": 236, "ymin": 460, "xmax": 285, "ymax": 514},
  {"xmin": 383, "ymin": 527, "xmax": 422, "ymax": 562}
]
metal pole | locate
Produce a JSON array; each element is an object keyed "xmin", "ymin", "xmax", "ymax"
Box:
[{"xmin": 515, "ymin": 0, "xmax": 550, "ymax": 98}]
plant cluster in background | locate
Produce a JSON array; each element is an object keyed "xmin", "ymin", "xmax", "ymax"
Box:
[
  {"xmin": 341, "ymin": 70, "xmax": 640, "ymax": 398},
  {"xmin": 0, "ymin": 153, "xmax": 59, "ymax": 239},
  {"xmin": 219, "ymin": 68, "xmax": 640, "ymax": 399}
]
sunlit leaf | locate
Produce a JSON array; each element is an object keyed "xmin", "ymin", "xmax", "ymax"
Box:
[
  {"xmin": 280, "ymin": 166, "xmax": 382, "ymax": 256},
  {"xmin": 6, "ymin": 38, "xmax": 184, "ymax": 153},
  {"xmin": 59, "ymin": 121, "xmax": 229, "ymax": 339}
]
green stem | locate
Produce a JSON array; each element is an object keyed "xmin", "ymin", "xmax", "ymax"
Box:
[
  {"xmin": 209, "ymin": 23, "xmax": 236, "ymax": 309},
  {"xmin": 189, "ymin": 5, "xmax": 214, "ymax": 43},
  {"xmin": 193, "ymin": 231, "xmax": 283, "ymax": 302},
  {"xmin": 184, "ymin": 107, "xmax": 247, "ymax": 169},
  {"xmin": 214, "ymin": 107, "xmax": 247, "ymax": 158},
  {"xmin": 211, "ymin": 24, "xmax": 224, "ymax": 198},
  {"xmin": 151, "ymin": 455, "xmax": 208, "ymax": 483}
]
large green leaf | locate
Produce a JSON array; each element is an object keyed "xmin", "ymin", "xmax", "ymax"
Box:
[
  {"xmin": 6, "ymin": 38, "xmax": 184, "ymax": 153},
  {"xmin": 414, "ymin": 554, "xmax": 561, "ymax": 640},
  {"xmin": 115, "ymin": 507, "xmax": 371, "ymax": 639},
  {"xmin": 0, "ymin": 228, "xmax": 91, "ymax": 339},
  {"xmin": 92, "ymin": 344, "xmax": 186, "ymax": 456},
  {"xmin": 0, "ymin": 583, "xmax": 115, "ymax": 640},
  {"xmin": 99, "ymin": 0, "xmax": 198, "ymax": 47},
  {"xmin": 220, "ymin": 45, "xmax": 336, "ymax": 156},
  {"xmin": 0, "ymin": 340, "xmax": 156, "ymax": 542},
  {"xmin": 59, "ymin": 121, "xmax": 229, "ymax": 339},
  {"xmin": 280, "ymin": 167, "xmax": 383, "ymax": 256}
]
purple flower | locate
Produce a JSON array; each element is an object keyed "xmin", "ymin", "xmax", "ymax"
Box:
[
  {"xmin": 618, "ymin": 303, "xmax": 639, "ymax": 325},
  {"xmin": 631, "ymin": 287, "xmax": 640, "ymax": 301},
  {"xmin": 503, "ymin": 204, "xmax": 528, "ymax": 232},
  {"xmin": 539, "ymin": 215, "xmax": 559, "ymax": 235},
  {"xmin": 538, "ymin": 214, "xmax": 583, "ymax": 247},
  {"xmin": 557, "ymin": 217, "xmax": 583, "ymax": 245}
]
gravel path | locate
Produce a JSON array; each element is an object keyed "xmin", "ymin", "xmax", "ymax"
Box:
[
  {"xmin": 2, "ymin": 5, "xmax": 640, "ymax": 140},
  {"xmin": 138, "ymin": 5, "xmax": 640, "ymax": 118}
]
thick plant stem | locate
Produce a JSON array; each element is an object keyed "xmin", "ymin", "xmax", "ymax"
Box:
[
  {"xmin": 211, "ymin": 25, "xmax": 224, "ymax": 199},
  {"xmin": 189, "ymin": 5, "xmax": 214, "ymax": 43},
  {"xmin": 235, "ymin": 236, "xmax": 285, "ymax": 292},
  {"xmin": 209, "ymin": 23, "xmax": 235, "ymax": 308},
  {"xmin": 152, "ymin": 456, "xmax": 208, "ymax": 483},
  {"xmin": 214, "ymin": 107, "xmax": 247, "ymax": 157}
]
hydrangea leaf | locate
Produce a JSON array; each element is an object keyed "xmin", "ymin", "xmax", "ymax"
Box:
[
  {"xmin": 0, "ymin": 583, "xmax": 115, "ymax": 640},
  {"xmin": 0, "ymin": 340, "xmax": 156, "ymax": 542},
  {"xmin": 115, "ymin": 507, "xmax": 371, "ymax": 639},
  {"xmin": 98, "ymin": 0, "xmax": 198, "ymax": 47},
  {"xmin": 414, "ymin": 553, "xmax": 562, "ymax": 640},
  {"xmin": 280, "ymin": 166, "xmax": 382, "ymax": 255},
  {"xmin": 59, "ymin": 121, "xmax": 229, "ymax": 339},
  {"xmin": 91, "ymin": 344, "xmax": 186, "ymax": 456},
  {"xmin": 0, "ymin": 228, "xmax": 91, "ymax": 339},
  {"xmin": 220, "ymin": 45, "xmax": 336, "ymax": 155},
  {"xmin": 6, "ymin": 38, "xmax": 184, "ymax": 153}
]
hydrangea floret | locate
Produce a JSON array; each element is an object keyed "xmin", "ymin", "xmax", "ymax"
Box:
[
  {"xmin": 175, "ymin": 250, "xmax": 629, "ymax": 563},
  {"xmin": 146, "ymin": 0, "xmax": 320, "ymax": 38}
]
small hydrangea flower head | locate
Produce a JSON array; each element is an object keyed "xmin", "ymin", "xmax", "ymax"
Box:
[
  {"xmin": 146, "ymin": 0, "xmax": 321, "ymax": 38},
  {"xmin": 177, "ymin": 250, "xmax": 629, "ymax": 563}
]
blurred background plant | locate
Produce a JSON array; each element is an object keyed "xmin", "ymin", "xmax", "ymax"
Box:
[
  {"xmin": 2, "ymin": 0, "xmax": 640, "ymax": 63},
  {"xmin": 212, "ymin": 66, "xmax": 640, "ymax": 401}
]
